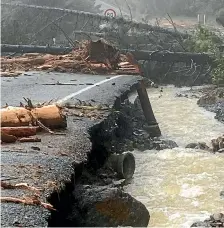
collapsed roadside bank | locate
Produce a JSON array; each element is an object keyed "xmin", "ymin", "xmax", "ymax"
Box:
[
  {"xmin": 2, "ymin": 73, "xmax": 178, "ymax": 227},
  {"xmin": 48, "ymin": 80, "xmax": 178, "ymax": 227},
  {"xmin": 197, "ymin": 86, "xmax": 224, "ymax": 124}
]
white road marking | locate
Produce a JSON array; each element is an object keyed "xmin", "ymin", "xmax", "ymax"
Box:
[{"xmin": 56, "ymin": 75, "xmax": 123, "ymax": 104}]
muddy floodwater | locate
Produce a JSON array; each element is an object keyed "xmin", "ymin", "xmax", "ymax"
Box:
[{"xmin": 126, "ymin": 86, "xmax": 224, "ymax": 227}]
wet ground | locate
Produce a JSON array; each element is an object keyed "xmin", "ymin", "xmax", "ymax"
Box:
[
  {"xmin": 1, "ymin": 71, "xmax": 142, "ymax": 227},
  {"xmin": 1, "ymin": 71, "xmax": 110, "ymax": 106}
]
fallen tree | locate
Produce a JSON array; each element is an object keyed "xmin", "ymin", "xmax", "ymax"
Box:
[
  {"xmin": 0, "ymin": 41, "xmax": 141, "ymax": 76},
  {"xmin": 123, "ymin": 50, "xmax": 214, "ymax": 64},
  {"xmin": 1, "ymin": 44, "xmax": 73, "ymax": 55},
  {"xmin": 1, "ymin": 44, "xmax": 213, "ymax": 64},
  {"xmin": 1, "ymin": 126, "xmax": 39, "ymax": 137}
]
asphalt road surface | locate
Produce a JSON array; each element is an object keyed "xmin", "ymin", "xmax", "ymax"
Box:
[
  {"xmin": 1, "ymin": 71, "xmax": 142, "ymax": 227},
  {"xmin": 1, "ymin": 71, "xmax": 111, "ymax": 106}
]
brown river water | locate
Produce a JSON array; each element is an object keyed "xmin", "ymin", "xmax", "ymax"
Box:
[{"xmin": 126, "ymin": 86, "xmax": 224, "ymax": 227}]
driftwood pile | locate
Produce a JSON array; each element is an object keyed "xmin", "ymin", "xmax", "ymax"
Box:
[
  {"xmin": 0, "ymin": 40, "xmax": 141, "ymax": 77},
  {"xmin": 1, "ymin": 103, "xmax": 67, "ymax": 144}
]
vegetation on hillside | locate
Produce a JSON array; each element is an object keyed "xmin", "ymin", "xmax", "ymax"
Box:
[
  {"xmin": 185, "ymin": 26, "xmax": 224, "ymax": 85},
  {"xmin": 1, "ymin": 0, "xmax": 102, "ymax": 45}
]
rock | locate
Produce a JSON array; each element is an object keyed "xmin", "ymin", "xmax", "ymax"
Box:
[
  {"xmin": 163, "ymin": 139, "xmax": 178, "ymax": 149},
  {"xmin": 197, "ymin": 142, "xmax": 210, "ymax": 150},
  {"xmin": 212, "ymin": 213, "xmax": 223, "ymax": 221},
  {"xmin": 215, "ymin": 102, "xmax": 224, "ymax": 123},
  {"xmin": 191, "ymin": 94, "xmax": 200, "ymax": 99},
  {"xmin": 176, "ymin": 93, "xmax": 183, "ymax": 97},
  {"xmin": 211, "ymin": 135, "xmax": 224, "ymax": 152},
  {"xmin": 197, "ymin": 94, "xmax": 217, "ymax": 107},
  {"xmin": 191, "ymin": 213, "xmax": 224, "ymax": 227},
  {"xmin": 218, "ymin": 148, "xmax": 224, "ymax": 153},
  {"xmin": 186, "ymin": 143, "xmax": 198, "ymax": 149},
  {"xmin": 197, "ymin": 88, "xmax": 224, "ymax": 124},
  {"xmin": 185, "ymin": 142, "xmax": 210, "ymax": 151},
  {"xmin": 191, "ymin": 221, "xmax": 210, "ymax": 227},
  {"xmin": 220, "ymin": 190, "xmax": 224, "ymax": 199},
  {"xmin": 143, "ymin": 125, "xmax": 161, "ymax": 137},
  {"xmin": 70, "ymin": 185, "xmax": 150, "ymax": 227},
  {"xmin": 152, "ymin": 138, "xmax": 178, "ymax": 150}
]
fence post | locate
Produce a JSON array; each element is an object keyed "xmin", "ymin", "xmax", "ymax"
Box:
[{"xmin": 203, "ymin": 14, "xmax": 206, "ymax": 25}]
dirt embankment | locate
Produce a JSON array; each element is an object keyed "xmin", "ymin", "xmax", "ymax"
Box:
[
  {"xmin": 48, "ymin": 94, "xmax": 178, "ymax": 227},
  {"xmin": 176, "ymin": 86, "xmax": 224, "ymax": 124},
  {"xmin": 197, "ymin": 87, "xmax": 224, "ymax": 124}
]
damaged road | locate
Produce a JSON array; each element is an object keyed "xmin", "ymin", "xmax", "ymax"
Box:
[{"xmin": 1, "ymin": 72, "xmax": 152, "ymax": 227}]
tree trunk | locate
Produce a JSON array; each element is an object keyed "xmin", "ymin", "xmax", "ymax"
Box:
[
  {"xmin": 1, "ymin": 107, "xmax": 33, "ymax": 127},
  {"xmin": 1, "ymin": 105, "xmax": 66, "ymax": 129},
  {"xmin": 121, "ymin": 49, "xmax": 213, "ymax": 64},
  {"xmin": 31, "ymin": 105, "xmax": 67, "ymax": 129},
  {"xmin": 1, "ymin": 132, "xmax": 17, "ymax": 143},
  {"xmin": 1, "ymin": 44, "xmax": 73, "ymax": 55},
  {"xmin": 1, "ymin": 126, "xmax": 39, "ymax": 137}
]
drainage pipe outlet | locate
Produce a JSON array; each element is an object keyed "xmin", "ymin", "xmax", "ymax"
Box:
[{"xmin": 107, "ymin": 152, "xmax": 135, "ymax": 179}]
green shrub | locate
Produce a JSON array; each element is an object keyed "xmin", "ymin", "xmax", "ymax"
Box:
[{"xmin": 185, "ymin": 26, "xmax": 224, "ymax": 85}]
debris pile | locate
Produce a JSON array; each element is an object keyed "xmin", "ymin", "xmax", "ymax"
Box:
[
  {"xmin": 0, "ymin": 40, "xmax": 141, "ymax": 77},
  {"xmin": 1, "ymin": 98, "xmax": 114, "ymax": 144},
  {"xmin": 63, "ymin": 102, "xmax": 111, "ymax": 121},
  {"xmin": 1, "ymin": 181, "xmax": 55, "ymax": 211}
]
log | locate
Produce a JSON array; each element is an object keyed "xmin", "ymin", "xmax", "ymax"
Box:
[
  {"xmin": 31, "ymin": 105, "xmax": 67, "ymax": 129},
  {"xmin": 1, "ymin": 44, "xmax": 212, "ymax": 64},
  {"xmin": 1, "ymin": 57, "xmax": 45, "ymax": 65},
  {"xmin": 1, "ymin": 107, "xmax": 32, "ymax": 127},
  {"xmin": 1, "ymin": 132, "xmax": 17, "ymax": 143},
  {"xmin": 18, "ymin": 137, "xmax": 41, "ymax": 142},
  {"xmin": 121, "ymin": 49, "xmax": 213, "ymax": 64},
  {"xmin": 1, "ymin": 44, "xmax": 73, "ymax": 55},
  {"xmin": 1, "ymin": 126, "xmax": 38, "ymax": 137},
  {"xmin": 0, "ymin": 71, "xmax": 23, "ymax": 77},
  {"xmin": 1, "ymin": 105, "xmax": 66, "ymax": 129}
]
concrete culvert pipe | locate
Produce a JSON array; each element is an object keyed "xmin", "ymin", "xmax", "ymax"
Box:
[{"xmin": 107, "ymin": 152, "xmax": 135, "ymax": 179}]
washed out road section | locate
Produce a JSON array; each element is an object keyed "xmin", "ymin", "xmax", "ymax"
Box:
[{"xmin": 1, "ymin": 72, "xmax": 142, "ymax": 227}]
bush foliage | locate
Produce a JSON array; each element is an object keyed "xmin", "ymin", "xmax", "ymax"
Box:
[{"xmin": 185, "ymin": 26, "xmax": 224, "ymax": 85}]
